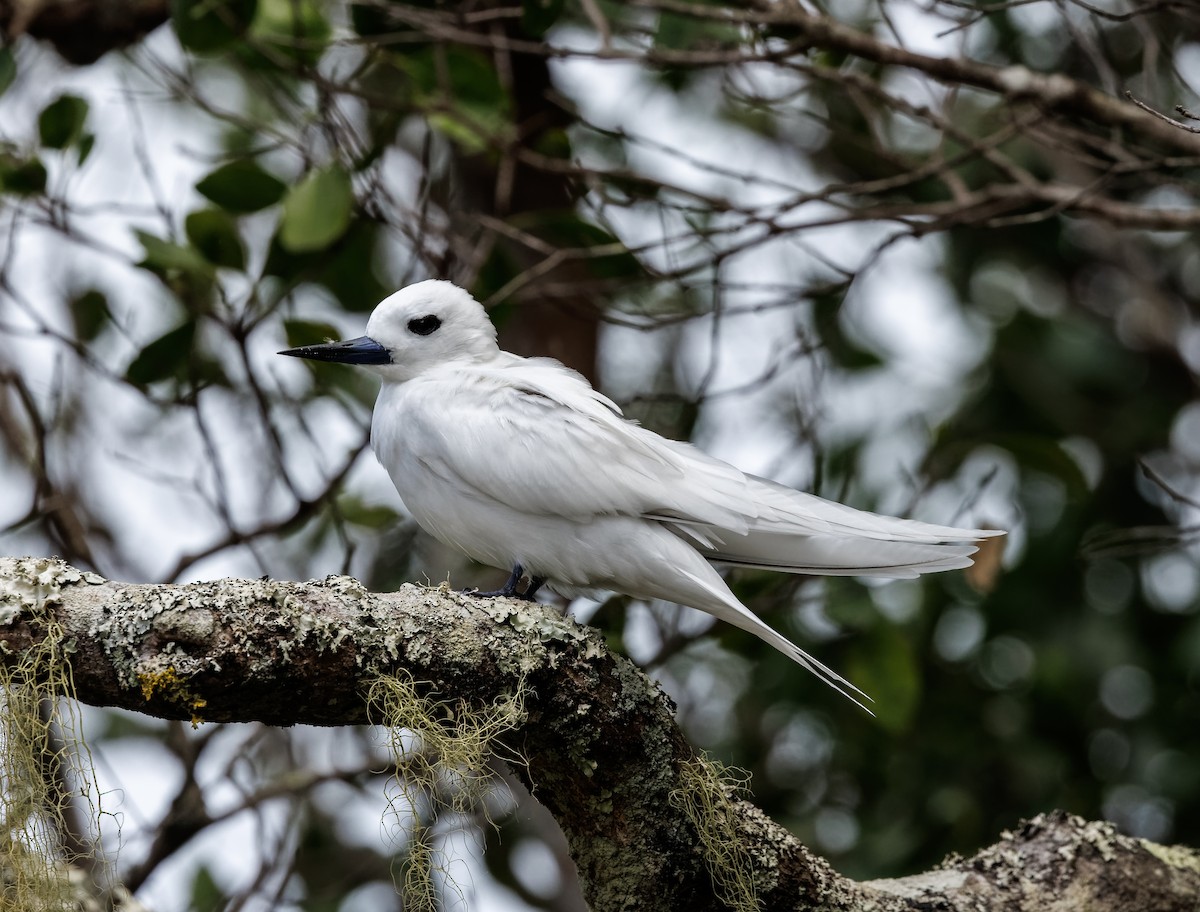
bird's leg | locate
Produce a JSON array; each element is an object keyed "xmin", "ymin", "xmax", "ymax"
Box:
[
  {"xmin": 522, "ymin": 576, "xmax": 548, "ymax": 601},
  {"xmin": 465, "ymin": 565, "xmax": 547, "ymax": 601},
  {"xmin": 469, "ymin": 564, "xmax": 526, "ymax": 598}
]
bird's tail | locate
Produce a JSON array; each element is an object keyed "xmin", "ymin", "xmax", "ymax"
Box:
[
  {"xmin": 637, "ymin": 464, "xmax": 1003, "ymax": 706},
  {"xmin": 675, "ymin": 567, "xmax": 873, "ymax": 712},
  {"xmin": 693, "ymin": 528, "xmax": 992, "ymax": 578},
  {"xmin": 662, "ymin": 474, "xmax": 1002, "ymax": 579}
]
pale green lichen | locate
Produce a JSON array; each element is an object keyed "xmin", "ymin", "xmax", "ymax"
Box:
[
  {"xmin": 1074, "ymin": 817, "xmax": 1119, "ymax": 862},
  {"xmin": 0, "ymin": 559, "xmax": 103, "ymax": 626},
  {"xmin": 150, "ymin": 608, "xmax": 215, "ymax": 644},
  {"xmin": 865, "ymin": 869, "xmax": 969, "ymax": 900},
  {"xmin": 0, "ymin": 558, "xmax": 108, "ymax": 910},
  {"xmin": 78, "ymin": 571, "xmax": 591, "ymax": 724},
  {"xmin": 367, "ymin": 669, "xmax": 529, "ymax": 912},
  {"xmin": 671, "ymin": 755, "xmax": 759, "ymax": 912},
  {"xmin": 1140, "ymin": 839, "xmax": 1200, "ymax": 874}
]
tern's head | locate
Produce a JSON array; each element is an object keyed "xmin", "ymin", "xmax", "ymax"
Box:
[{"xmin": 279, "ymin": 280, "xmax": 499, "ymax": 382}]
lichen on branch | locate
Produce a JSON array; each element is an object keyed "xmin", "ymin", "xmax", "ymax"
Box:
[
  {"xmin": 1, "ymin": 557, "xmax": 1198, "ymax": 912},
  {"xmin": 0, "ymin": 558, "xmax": 107, "ymax": 910},
  {"xmin": 368, "ymin": 670, "xmax": 529, "ymax": 910}
]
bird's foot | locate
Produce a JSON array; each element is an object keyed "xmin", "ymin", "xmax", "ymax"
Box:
[{"xmin": 464, "ymin": 564, "xmax": 546, "ymax": 601}]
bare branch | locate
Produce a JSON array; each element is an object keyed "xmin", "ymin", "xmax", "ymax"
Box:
[{"xmin": 1125, "ymin": 91, "xmax": 1200, "ymax": 134}]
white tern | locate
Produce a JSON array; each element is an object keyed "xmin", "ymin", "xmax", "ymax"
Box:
[{"xmin": 281, "ymin": 280, "xmax": 1002, "ymax": 707}]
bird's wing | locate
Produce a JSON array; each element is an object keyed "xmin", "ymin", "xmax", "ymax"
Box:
[
  {"xmin": 398, "ymin": 359, "xmax": 760, "ymax": 530},
  {"xmin": 647, "ymin": 450, "xmax": 1001, "ymax": 577}
]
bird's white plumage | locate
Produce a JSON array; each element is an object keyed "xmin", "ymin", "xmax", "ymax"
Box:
[{"xmin": 342, "ymin": 281, "xmax": 1001, "ymax": 706}]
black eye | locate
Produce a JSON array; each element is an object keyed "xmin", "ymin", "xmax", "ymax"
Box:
[{"xmin": 407, "ymin": 314, "xmax": 441, "ymax": 336}]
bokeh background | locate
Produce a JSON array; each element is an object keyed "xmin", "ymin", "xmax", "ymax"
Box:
[{"xmin": 1, "ymin": 0, "xmax": 1199, "ymax": 908}]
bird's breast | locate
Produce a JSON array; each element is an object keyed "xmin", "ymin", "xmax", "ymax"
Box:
[{"xmin": 369, "ymin": 386, "xmax": 518, "ymax": 569}]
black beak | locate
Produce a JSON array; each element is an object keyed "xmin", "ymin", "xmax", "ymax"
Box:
[{"xmin": 278, "ymin": 335, "xmax": 391, "ymax": 365}]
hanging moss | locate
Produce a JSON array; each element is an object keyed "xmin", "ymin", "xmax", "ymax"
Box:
[
  {"xmin": 672, "ymin": 754, "xmax": 759, "ymax": 912},
  {"xmin": 366, "ymin": 670, "xmax": 528, "ymax": 911},
  {"xmin": 0, "ymin": 558, "xmax": 108, "ymax": 910}
]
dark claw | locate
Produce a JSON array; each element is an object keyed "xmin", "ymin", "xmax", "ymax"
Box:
[{"xmin": 466, "ymin": 564, "xmax": 545, "ymax": 601}]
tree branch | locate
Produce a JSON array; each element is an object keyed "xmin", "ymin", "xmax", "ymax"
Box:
[
  {"xmin": 641, "ymin": 0, "xmax": 1200, "ymax": 156},
  {"xmin": 2, "ymin": 557, "xmax": 1198, "ymax": 911}
]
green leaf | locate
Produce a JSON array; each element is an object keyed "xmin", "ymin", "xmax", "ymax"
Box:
[
  {"xmin": 822, "ymin": 577, "xmax": 878, "ymax": 630},
  {"xmin": 0, "ymin": 156, "xmax": 47, "ymax": 195},
  {"xmin": 171, "ymin": 0, "xmax": 257, "ymax": 52},
  {"xmin": 402, "ymin": 47, "xmax": 510, "ymax": 152},
  {"xmin": 266, "ymin": 221, "xmax": 386, "ymax": 312},
  {"xmin": 508, "ymin": 211, "xmax": 642, "ymax": 282},
  {"xmin": 312, "ymin": 221, "xmax": 387, "ymax": 312},
  {"xmin": 0, "ymin": 48, "xmax": 15, "ymax": 98},
  {"xmin": 995, "ymin": 434, "xmax": 1089, "ymax": 498},
  {"xmin": 189, "ymin": 865, "xmax": 225, "ymax": 912},
  {"xmin": 425, "ymin": 114, "xmax": 486, "ymax": 154},
  {"xmin": 651, "ymin": 11, "xmax": 741, "ymax": 91},
  {"xmin": 126, "ymin": 321, "xmax": 197, "ymax": 386},
  {"xmin": 249, "ymin": 0, "xmax": 330, "ymax": 65},
  {"xmin": 350, "ymin": 2, "xmax": 391, "ymax": 36},
  {"xmin": 134, "ymin": 230, "xmax": 214, "ymax": 277},
  {"xmin": 69, "ymin": 290, "xmax": 111, "ymax": 342},
  {"xmin": 279, "ymin": 166, "xmax": 353, "ymax": 253},
  {"xmin": 655, "ymin": 10, "xmax": 740, "ymax": 52},
  {"xmin": 77, "ymin": 133, "xmax": 96, "ymax": 165},
  {"xmin": 350, "ymin": 0, "xmax": 436, "ymax": 35},
  {"xmin": 532, "ymin": 126, "xmax": 572, "ymax": 160},
  {"xmin": 195, "ymin": 160, "xmax": 287, "ymax": 213},
  {"xmin": 38, "ymin": 95, "xmax": 89, "ymax": 149},
  {"xmin": 185, "ymin": 209, "xmax": 246, "ymax": 270},
  {"xmin": 193, "ymin": 354, "xmax": 232, "ymax": 389}
]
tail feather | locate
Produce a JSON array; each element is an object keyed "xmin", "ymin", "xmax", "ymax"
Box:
[
  {"xmin": 694, "ymin": 529, "xmax": 984, "ymax": 578},
  {"xmin": 650, "ymin": 466, "xmax": 1001, "ymax": 579},
  {"xmin": 650, "ymin": 438, "xmax": 1001, "ymax": 552},
  {"xmin": 740, "ymin": 474, "xmax": 1001, "ymax": 545},
  {"xmin": 676, "ymin": 568, "xmax": 874, "ymax": 713}
]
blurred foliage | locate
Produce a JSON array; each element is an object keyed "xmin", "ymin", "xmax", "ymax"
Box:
[
  {"xmin": 37, "ymin": 93, "xmax": 88, "ymax": 150},
  {"xmin": 195, "ymin": 159, "xmax": 287, "ymax": 212},
  {"xmin": 0, "ymin": 0, "xmax": 1199, "ymax": 908},
  {"xmin": 280, "ymin": 167, "xmax": 354, "ymax": 254}
]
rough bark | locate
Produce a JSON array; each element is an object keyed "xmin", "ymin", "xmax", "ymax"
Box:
[{"xmin": 2, "ymin": 557, "xmax": 1198, "ymax": 910}]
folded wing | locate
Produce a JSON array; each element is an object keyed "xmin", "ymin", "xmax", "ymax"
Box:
[{"xmin": 650, "ymin": 449, "xmax": 1001, "ymax": 578}]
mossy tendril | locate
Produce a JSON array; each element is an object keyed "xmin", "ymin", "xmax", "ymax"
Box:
[
  {"xmin": 366, "ymin": 670, "xmax": 528, "ymax": 911},
  {"xmin": 0, "ymin": 558, "xmax": 110, "ymax": 910},
  {"xmin": 671, "ymin": 754, "xmax": 759, "ymax": 912}
]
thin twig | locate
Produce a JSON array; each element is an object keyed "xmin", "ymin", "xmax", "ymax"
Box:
[{"xmin": 1124, "ymin": 91, "xmax": 1200, "ymax": 134}]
